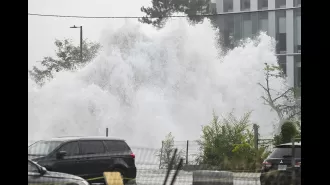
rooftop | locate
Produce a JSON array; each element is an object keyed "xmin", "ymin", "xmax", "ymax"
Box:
[{"xmin": 45, "ymin": 136, "xmax": 124, "ymax": 142}]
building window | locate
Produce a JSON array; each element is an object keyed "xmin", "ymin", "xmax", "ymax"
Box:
[
  {"xmin": 234, "ymin": 14, "xmax": 242, "ymax": 41},
  {"xmin": 294, "ymin": 0, "xmax": 301, "ymax": 7},
  {"xmin": 276, "ymin": 11, "xmax": 286, "ymax": 54},
  {"xmin": 276, "ymin": 0, "xmax": 286, "ymax": 8},
  {"xmin": 277, "ymin": 55, "xmax": 286, "ymax": 75},
  {"xmin": 241, "ymin": 0, "xmax": 250, "ymax": 11},
  {"xmin": 258, "ymin": 12, "xmax": 268, "ymax": 33},
  {"xmin": 224, "ymin": 0, "xmax": 233, "ymax": 12},
  {"xmin": 294, "ymin": 55, "xmax": 301, "ymax": 88},
  {"xmin": 258, "ymin": 0, "xmax": 268, "ymax": 10},
  {"xmin": 223, "ymin": 14, "xmax": 235, "ymax": 49},
  {"xmin": 242, "ymin": 13, "xmax": 252, "ymax": 38},
  {"xmin": 294, "ymin": 9, "xmax": 301, "ymax": 53}
]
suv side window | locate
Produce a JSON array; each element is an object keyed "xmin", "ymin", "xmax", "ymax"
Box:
[
  {"xmin": 104, "ymin": 140, "xmax": 129, "ymax": 152},
  {"xmin": 79, "ymin": 141, "xmax": 105, "ymax": 155},
  {"xmin": 58, "ymin": 142, "xmax": 79, "ymax": 156},
  {"xmin": 28, "ymin": 161, "xmax": 39, "ymax": 173}
]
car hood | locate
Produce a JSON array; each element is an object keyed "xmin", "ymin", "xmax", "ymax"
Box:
[{"xmin": 43, "ymin": 171, "xmax": 85, "ymax": 181}]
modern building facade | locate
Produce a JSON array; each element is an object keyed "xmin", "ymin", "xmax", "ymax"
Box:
[{"xmin": 212, "ymin": 0, "xmax": 301, "ymax": 89}]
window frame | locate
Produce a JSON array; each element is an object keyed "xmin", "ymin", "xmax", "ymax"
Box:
[
  {"xmin": 223, "ymin": 0, "xmax": 234, "ymax": 13},
  {"xmin": 55, "ymin": 141, "xmax": 80, "ymax": 157},
  {"xmin": 258, "ymin": 0, "xmax": 268, "ymax": 10},
  {"xmin": 78, "ymin": 140, "xmax": 106, "ymax": 155},
  {"xmin": 103, "ymin": 140, "xmax": 130, "ymax": 153},
  {"xmin": 240, "ymin": 0, "xmax": 251, "ymax": 11},
  {"xmin": 275, "ymin": 0, "xmax": 286, "ymax": 9}
]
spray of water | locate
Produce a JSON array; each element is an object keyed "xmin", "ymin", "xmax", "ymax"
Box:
[{"xmin": 28, "ymin": 19, "xmax": 285, "ymax": 148}]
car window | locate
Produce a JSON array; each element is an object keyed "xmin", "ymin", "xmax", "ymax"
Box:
[
  {"xmin": 58, "ymin": 141, "xmax": 80, "ymax": 156},
  {"xmin": 79, "ymin": 141, "xmax": 105, "ymax": 155},
  {"xmin": 268, "ymin": 147, "xmax": 301, "ymax": 158},
  {"xmin": 104, "ymin": 140, "xmax": 130, "ymax": 152},
  {"xmin": 28, "ymin": 161, "xmax": 39, "ymax": 173},
  {"xmin": 28, "ymin": 141, "xmax": 63, "ymax": 156}
]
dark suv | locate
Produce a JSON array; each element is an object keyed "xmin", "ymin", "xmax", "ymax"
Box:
[
  {"xmin": 28, "ymin": 136, "xmax": 136, "ymax": 184},
  {"xmin": 260, "ymin": 142, "xmax": 301, "ymax": 185}
]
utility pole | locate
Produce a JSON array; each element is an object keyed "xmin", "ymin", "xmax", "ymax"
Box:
[
  {"xmin": 253, "ymin": 124, "xmax": 259, "ymax": 150},
  {"xmin": 70, "ymin": 25, "xmax": 83, "ymax": 63}
]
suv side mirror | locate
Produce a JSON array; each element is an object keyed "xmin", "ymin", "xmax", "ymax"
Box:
[
  {"xmin": 56, "ymin": 151, "xmax": 67, "ymax": 159},
  {"xmin": 39, "ymin": 166, "xmax": 47, "ymax": 175}
]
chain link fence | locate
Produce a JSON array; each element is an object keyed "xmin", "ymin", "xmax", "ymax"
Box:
[{"xmin": 28, "ymin": 139, "xmax": 299, "ymax": 185}]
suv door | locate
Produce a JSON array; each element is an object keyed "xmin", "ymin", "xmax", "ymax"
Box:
[
  {"xmin": 78, "ymin": 140, "xmax": 109, "ymax": 180},
  {"xmin": 50, "ymin": 141, "xmax": 84, "ymax": 176}
]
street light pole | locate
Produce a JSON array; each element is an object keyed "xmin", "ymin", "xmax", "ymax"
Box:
[{"xmin": 70, "ymin": 25, "xmax": 83, "ymax": 63}]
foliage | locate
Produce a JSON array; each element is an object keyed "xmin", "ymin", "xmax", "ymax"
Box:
[
  {"xmin": 197, "ymin": 111, "xmax": 270, "ymax": 171},
  {"xmin": 273, "ymin": 121, "xmax": 300, "ymax": 146},
  {"xmin": 258, "ymin": 63, "xmax": 301, "ymax": 127},
  {"xmin": 29, "ymin": 39, "xmax": 101, "ymax": 86},
  {"xmin": 157, "ymin": 132, "xmax": 185, "ymax": 169},
  {"xmin": 139, "ymin": 0, "xmax": 214, "ymax": 28}
]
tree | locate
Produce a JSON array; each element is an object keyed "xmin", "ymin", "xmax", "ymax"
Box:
[
  {"xmin": 157, "ymin": 132, "xmax": 185, "ymax": 169},
  {"xmin": 273, "ymin": 121, "xmax": 300, "ymax": 146},
  {"xmin": 29, "ymin": 39, "xmax": 101, "ymax": 86},
  {"xmin": 258, "ymin": 63, "xmax": 301, "ymax": 129},
  {"xmin": 197, "ymin": 111, "xmax": 270, "ymax": 171},
  {"xmin": 139, "ymin": 0, "xmax": 214, "ymax": 28}
]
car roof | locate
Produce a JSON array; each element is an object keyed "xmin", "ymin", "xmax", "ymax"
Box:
[
  {"xmin": 275, "ymin": 142, "xmax": 301, "ymax": 148},
  {"xmin": 42, "ymin": 136, "xmax": 125, "ymax": 142}
]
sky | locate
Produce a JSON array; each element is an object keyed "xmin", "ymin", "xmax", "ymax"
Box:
[{"xmin": 28, "ymin": 0, "xmax": 153, "ymax": 69}]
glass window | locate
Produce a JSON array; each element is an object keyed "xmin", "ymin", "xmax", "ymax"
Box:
[
  {"xmin": 104, "ymin": 140, "xmax": 130, "ymax": 152},
  {"xmin": 79, "ymin": 141, "xmax": 105, "ymax": 155},
  {"xmin": 269, "ymin": 147, "xmax": 301, "ymax": 158},
  {"xmin": 294, "ymin": 9, "xmax": 301, "ymax": 53},
  {"xmin": 251, "ymin": 12, "xmax": 258, "ymax": 35},
  {"xmin": 276, "ymin": 11, "xmax": 286, "ymax": 53},
  {"xmin": 276, "ymin": 0, "xmax": 286, "ymax": 8},
  {"xmin": 241, "ymin": 0, "xmax": 250, "ymax": 11},
  {"xmin": 224, "ymin": 0, "xmax": 233, "ymax": 12},
  {"xmin": 28, "ymin": 161, "xmax": 39, "ymax": 173},
  {"xmin": 234, "ymin": 14, "xmax": 242, "ymax": 41},
  {"xmin": 58, "ymin": 142, "xmax": 79, "ymax": 156},
  {"xmin": 242, "ymin": 13, "xmax": 252, "ymax": 38},
  {"xmin": 295, "ymin": 55, "xmax": 301, "ymax": 88},
  {"xmin": 28, "ymin": 141, "xmax": 63, "ymax": 156},
  {"xmin": 258, "ymin": 12, "xmax": 268, "ymax": 33},
  {"xmin": 294, "ymin": 0, "xmax": 301, "ymax": 7},
  {"xmin": 223, "ymin": 14, "xmax": 235, "ymax": 49},
  {"xmin": 258, "ymin": 0, "xmax": 268, "ymax": 10},
  {"xmin": 277, "ymin": 55, "xmax": 286, "ymax": 75}
]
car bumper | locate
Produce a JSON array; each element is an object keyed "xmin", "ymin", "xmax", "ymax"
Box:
[{"xmin": 260, "ymin": 170, "xmax": 301, "ymax": 185}]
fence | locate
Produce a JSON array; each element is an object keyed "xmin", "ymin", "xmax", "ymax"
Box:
[
  {"xmin": 28, "ymin": 139, "xmax": 301, "ymax": 185},
  {"xmin": 162, "ymin": 139, "xmax": 275, "ymax": 167}
]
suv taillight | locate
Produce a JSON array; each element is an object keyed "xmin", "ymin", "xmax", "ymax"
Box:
[
  {"xmin": 130, "ymin": 153, "xmax": 135, "ymax": 159},
  {"xmin": 262, "ymin": 161, "xmax": 272, "ymax": 168}
]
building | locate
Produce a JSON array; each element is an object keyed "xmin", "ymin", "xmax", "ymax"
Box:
[{"xmin": 212, "ymin": 0, "xmax": 301, "ymax": 89}]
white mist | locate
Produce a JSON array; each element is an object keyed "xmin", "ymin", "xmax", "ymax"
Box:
[{"xmin": 28, "ymin": 18, "xmax": 285, "ymax": 148}]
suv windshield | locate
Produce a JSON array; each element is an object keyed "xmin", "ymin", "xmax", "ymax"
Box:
[
  {"xmin": 268, "ymin": 146, "xmax": 301, "ymax": 158},
  {"xmin": 28, "ymin": 140, "xmax": 63, "ymax": 156}
]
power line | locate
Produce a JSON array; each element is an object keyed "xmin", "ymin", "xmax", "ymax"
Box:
[{"xmin": 28, "ymin": 13, "xmax": 218, "ymax": 19}]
